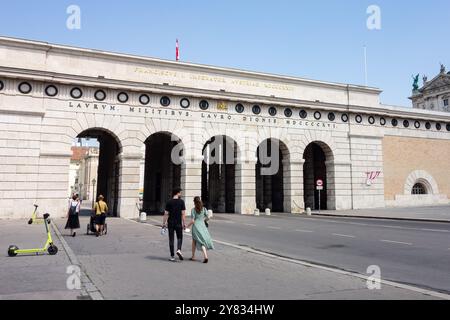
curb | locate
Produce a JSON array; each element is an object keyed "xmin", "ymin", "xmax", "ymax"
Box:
[
  {"xmin": 311, "ymin": 213, "xmax": 450, "ymax": 224},
  {"xmin": 51, "ymin": 220, "xmax": 104, "ymax": 300}
]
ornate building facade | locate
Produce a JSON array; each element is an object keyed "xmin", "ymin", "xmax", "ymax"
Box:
[
  {"xmin": 411, "ymin": 65, "xmax": 450, "ymax": 112},
  {"xmin": 0, "ymin": 37, "xmax": 449, "ymax": 219}
]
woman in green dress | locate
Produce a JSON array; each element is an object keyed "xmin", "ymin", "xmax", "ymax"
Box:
[{"xmin": 186, "ymin": 196, "xmax": 214, "ymax": 263}]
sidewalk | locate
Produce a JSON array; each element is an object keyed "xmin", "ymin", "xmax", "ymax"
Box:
[
  {"xmin": 312, "ymin": 206, "xmax": 450, "ymax": 222},
  {"xmin": 0, "ymin": 219, "xmax": 86, "ymax": 300}
]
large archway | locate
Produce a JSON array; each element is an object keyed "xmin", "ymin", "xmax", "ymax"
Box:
[
  {"xmin": 143, "ymin": 132, "xmax": 182, "ymax": 215},
  {"xmin": 202, "ymin": 136, "xmax": 238, "ymax": 213},
  {"xmin": 256, "ymin": 139, "xmax": 289, "ymax": 213},
  {"xmin": 73, "ymin": 129, "xmax": 121, "ymax": 217},
  {"xmin": 303, "ymin": 142, "xmax": 332, "ymax": 210}
]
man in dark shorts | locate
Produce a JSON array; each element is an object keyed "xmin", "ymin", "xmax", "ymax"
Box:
[{"xmin": 162, "ymin": 188, "xmax": 186, "ymax": 262}]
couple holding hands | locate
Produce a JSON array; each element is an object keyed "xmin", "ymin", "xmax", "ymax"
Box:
[{"xmin": 162, "ymin": 188, "xmax": 214, "ymax": 263}]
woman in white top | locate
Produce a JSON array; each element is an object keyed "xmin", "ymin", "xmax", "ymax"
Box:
[{"xmin": 65, "ymin": 194, "xmax": 81, "ymax": 237}]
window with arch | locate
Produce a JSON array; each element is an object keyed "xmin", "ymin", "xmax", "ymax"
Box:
[{"xmin": 412, "ymin": 183, "xmax": 427, "ymax": 195}]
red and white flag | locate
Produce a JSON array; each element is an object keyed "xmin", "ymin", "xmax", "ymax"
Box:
[{"xmin": 176, "ymin": 39, "xmax": 180, "ymax": 61}]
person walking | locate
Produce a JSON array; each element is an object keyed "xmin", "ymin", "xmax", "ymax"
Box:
[
  {"xmin": 65, "ymin": 193, "xmax": 80, "ymax": 237},
  {"xmin": 93, "ymin": 195, "xmax": 108, "ymax": 237},
  {"xmin": 186, "ymin": 196, "xmax": 214, "ymax": 263},
  {"xmin": 162, "ymin": 188, "xmax": 186, "ymax": 262}
]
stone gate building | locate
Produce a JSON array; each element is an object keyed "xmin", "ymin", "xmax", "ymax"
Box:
[{"xmin": 0, "ymin": 37, "xmax": 449, "ymax": 219}]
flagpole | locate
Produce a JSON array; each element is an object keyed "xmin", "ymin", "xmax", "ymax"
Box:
[{"xmin": 364, "ymin": 45, "xmax": 368, "ymax": 87}]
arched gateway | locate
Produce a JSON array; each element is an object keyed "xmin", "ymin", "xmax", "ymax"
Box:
[{"xmin": 1, "ymin": 37, "xmax": 449, "ymax": 219}]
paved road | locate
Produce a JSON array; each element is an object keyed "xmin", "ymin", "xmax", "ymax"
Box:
[{"xmin": 188, "ymin": 213, "xmax": 450, "ymax": 294}]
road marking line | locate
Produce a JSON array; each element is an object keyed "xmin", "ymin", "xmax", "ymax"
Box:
[
  {"xmin": 294, "ymin": 229, "xmax": 314, "ymax": 233},
  {"xmin": 421, "ymin": 228, "xmax": 450, "ymax": 233},
  {"xmin": 380, "ymin": 240, "xmax": 413, "ymax": 246},
  {"xmin": 332, "ymin": 233, "xmax": 355, "ymax": 238},
  {"xmin": 267, "ymin": 226, "xmax": 281, "ymax": 230},
  {"xmin": 124, "ymin": 218, "xmax": 450, "ymax": 300}
]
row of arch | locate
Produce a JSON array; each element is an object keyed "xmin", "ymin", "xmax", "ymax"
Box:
[{"xmin": 77, "ymin": 128, "xmax": 337, "ymax": 216}]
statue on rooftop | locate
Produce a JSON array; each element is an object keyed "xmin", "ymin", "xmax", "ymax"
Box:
[{"xmin": 412, "ymin": 74, "xmax": 420, "ymax": 91}]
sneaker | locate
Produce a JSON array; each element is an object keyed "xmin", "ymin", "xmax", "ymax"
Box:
[
  {"xmin": 176, "ymin": 250, "xmax": 184, "ymax": 261},
  {"xmin": 72, "ymin": 232, "xmax": 76, "ymax": 237},
  {"xmin": 169, "ymin": 257, "xmax": 176, "ymax": 262}
]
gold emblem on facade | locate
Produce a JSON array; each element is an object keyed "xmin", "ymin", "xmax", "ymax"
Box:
[{"xmin": 217, "ymin": 101, "xmax": 228, "ymax": 111}]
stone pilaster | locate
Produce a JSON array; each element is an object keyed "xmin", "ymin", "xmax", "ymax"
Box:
[
  {"xmin": 117, "ymin": 153, "xmax": 141, "ymax": 219},
  {"xmin": 181, "ymin": 157, "xmax": 203, "ymax": 213},
  {"xmin": 283, "ymin": 159, "xmax": 305, "ymax": 214},
  {"xmin": 236, "ymin": 158, "xmax": 257, "ymax": 215},
  {"xmin": 326, "ymin": 161, "xmax": 352, "ymax": 210}
]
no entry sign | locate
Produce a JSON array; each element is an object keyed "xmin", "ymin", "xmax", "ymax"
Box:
[{"xmin": 316, "ymin": 179, "xmax": 323, "ymax": 187}]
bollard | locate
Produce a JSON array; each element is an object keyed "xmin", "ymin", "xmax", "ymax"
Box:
[
  {"xmin": 265, "ymin": 208, "xmax": 271, "ymax": 216},
  {"xmin": 254, "ymin": 209, "xmax": 260, "ymax": 216},
  {"xmin": 305, "ymin": 208, "xmax": 312, "ymax": 216},
  {"xmin": 139, "ymin": 211, "xmax": 147, "ymax": 222}
]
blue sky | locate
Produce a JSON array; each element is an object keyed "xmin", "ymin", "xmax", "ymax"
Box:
[{"xmin": 0, "ymin": 0, "xmax": 449, "ymax": 107}]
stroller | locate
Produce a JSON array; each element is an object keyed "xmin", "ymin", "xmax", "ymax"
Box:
[{"xmin": 86, "ymin": 214, "xmax": 108, "ymax": 236}]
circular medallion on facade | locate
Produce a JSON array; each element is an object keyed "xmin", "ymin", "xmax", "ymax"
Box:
[
  {"xmin": 199, "ymin": 100, "xmax": 209, "ymax": 110},
  {"xmin": 18, "ymin": 82, "xmax": 32, "ymax": 94},
  {"xmin": 284, "ymin": 108, "xmax": 292, "ymax": 118},
  {"xmin": 368, "ymin": 116, "xmax": 375, "ymax": 125},
  {"xmin": 235, "ymin": 103, "xmax": 245, "ymax": 114},
  {"xmin": 160, "ymin": 96, "xmax": 171, "ymax": 107},
  {"xmin": 341, "ymin": 113, "xmax": 349, "ymax": 123},
  {"xmin": 139, "ymin": 94, "xmax": 150, "ymax": 105},
  {"xmin": 355, "ymin": 115, "xmax": 363, "ymax": 123},
  {"xmin": 180, "ymin": 98, "xmax": 190, "ymax": 108},
  {"xmin": 328, "ymin": 113, "xmax": 336, "ymax": 121},
  {"xmin": 436, "ymin": 123, "xmax": 442, "ymax": 131},
  {"xmin": 380, "ymin": 117, "xmax": 386, "ymax": 126},
  {"xmin": 299, "ymin": 110, "xmax": 308, "ymax": 119},
  {"xmin": 425, "ymin": 122, "xmax": 431, "ymax": 130},
  {"xmin": 403, "ymin": 120, "xmax": 410, "ymax": 128},
  {"xmin": 70, "ymin": 87, "xmax": 83, "ymax": 99},
  {"xmin": 252, "ymin": 105, "xmax": 261, "ymax": 115},
  {"xmin": 391, "ymin": 119, "xmax": 398, "ymax": 127},
  {"xmin": 45, "ymin": 85, "xmax": 58, "ymax": 97},
  {"xmin": 0, "ymin": 80, "xmax": 4, "ymax": 91},
  {"xmin": 268, "ymin": 107, "xmax": 277, "ymax": 116},
  {"xmin": 94, "ymin": 90, "xmax": 106, "ymax": 101},
  {"xmin": 414, "ymin": 121, "xmax": 421, "ymax": 129},
  {"xmin": 117, "ymin": 92, "xmax": 129, "ymax": 103},
  {"xmin": 314, "ymin": 111, "xmax": 322, "ymax": 120}
]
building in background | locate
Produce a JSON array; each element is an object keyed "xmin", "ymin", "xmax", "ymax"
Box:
[{"xmin": 411, "ymin": 64, "xmax": 450, "ymax": 112}]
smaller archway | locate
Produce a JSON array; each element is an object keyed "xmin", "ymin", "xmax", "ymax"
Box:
[
  {"xmin": 143, "ymin": 132, "xmax": 183, "ymax": 215},
  {"xmin": 303, "ymin": 142, "xmax": 334, "ymax": 210},
  {"xmin": 202, "ymin": 136, "xmax": 238, "ymax": 213},
  {"xmin": 256, "ymin": 139, "xmax": 290, "ymax": 213},
  {"xmin": 74, "ymin": 128, "xmax": 122, "ymax": 217}
]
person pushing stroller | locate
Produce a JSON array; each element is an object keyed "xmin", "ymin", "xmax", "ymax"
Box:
[{"xmin": 92, "ymin": 195, "xmax": 108, "ymax": 237}]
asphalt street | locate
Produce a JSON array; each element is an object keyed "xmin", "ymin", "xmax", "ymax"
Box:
[{"xmin": 199, "ymin": 213, "xmax": 450, "ymax": 294}]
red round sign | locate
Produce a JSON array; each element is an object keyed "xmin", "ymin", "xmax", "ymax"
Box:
[{"xmin": 316, "ymin": 179, "xmax": 323, "ymax": 187}]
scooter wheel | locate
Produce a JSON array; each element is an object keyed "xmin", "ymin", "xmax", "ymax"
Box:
[
  {"xmin": 48, "ymin": 245, "xmax": 58, "ymax": 255},
  {"xmin": 8, "ymin": 245, "xmax": 18, "ymax": 257},
  {"xmin": 86, "ymin": 224, "xmax": 90, "ymax": 235},
  {"xmin": 27, "ymin": 219, "xmax": 33, "ymax": 225}
]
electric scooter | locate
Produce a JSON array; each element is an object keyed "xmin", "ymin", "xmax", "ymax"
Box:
[
  {"xmin": 28, "ymin": 204, "xmax": 44, "ymax": 225},
  {"xmin": 8, "ymin": 213, "xmax": 58, "ymax": 257}
]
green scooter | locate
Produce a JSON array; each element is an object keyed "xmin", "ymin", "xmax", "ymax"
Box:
[{"xmin": 8, "ymin": 213, "xmax": 58, "ymax": 257}]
